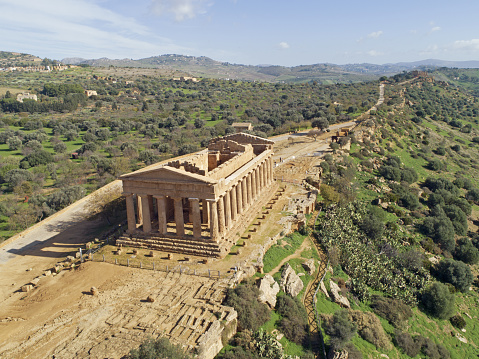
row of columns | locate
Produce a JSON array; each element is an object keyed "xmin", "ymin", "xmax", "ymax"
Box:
[{"xmin": 125, "ymin": 155, "xmax": 274, "ymax": 242}]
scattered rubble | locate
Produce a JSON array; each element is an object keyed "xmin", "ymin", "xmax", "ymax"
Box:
[{"xmin": 302, "ymin": 259, "xmax": 316, "ymax": 275}]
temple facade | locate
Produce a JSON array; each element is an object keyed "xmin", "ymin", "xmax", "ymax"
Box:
[{"xmin": 117, "ymin": 133, "xmax": 276, "ymax": 257}]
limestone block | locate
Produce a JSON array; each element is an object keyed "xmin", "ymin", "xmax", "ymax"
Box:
[
  {"xmin": 22, "ymin": 284, "xmax": 33, "ymax": 292},
  {"xmin": 302, "ymin": 259, "xmax": 316, "ymax": 275},
  {"xmin": 329, "ymin": 280, "xmax": 350, "ymax": 308},
  {"xmin": 258, "ymin": 274, "xmax": 280, "ymax": 308},
  {"xmin": 30, "ymin": 277, "xmax": 41, "ymax": 285},
  {"xmin": 44, "ymin": 270, "xmax": 52, "ymax": 276},
  {"xmin": 280, "ymin": 263, "xmax": 304, "ymax": 297},
  {"xmin": 149, "ymin": 251, "xmax": 154, "ymax": 257},
  {"xmin": 66, "ymin": 256, "xmax": 75, "ymax": 262},
  {"xmin": 90, "ymin": 287, "xmax": 99, "ymax": 296}
]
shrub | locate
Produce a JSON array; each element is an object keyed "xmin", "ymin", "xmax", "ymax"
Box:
[
  {"xmin": 379, "ymin": 165, "xmax": 401, "ymax": 181},
  {"xmin": 370, "ymin": 295, "xmax": 413, "ymax": 328},
  {"xmin": 400, "ymin": 167, "xmax": 418, "ymax": 183},
  {"xmin": 454, "ymin": 237, "xmax": 479, "ymax": 264},
  {"xmin": 20, "ymin": 150, "xmax": 54, "ymax": 168},
  {"xmin": 360, "ymin": 214, "xmax": 384, "ymax": 240},
  {"xmin": 224, "ymin": 280, "xmax": 270, "ymax": 331},
  {"xmin": 443, "ymin": 205, "xmax": 468, "ymax": 236},
  {"xmin": 421, "ymin": 282, "xmax": 455, "ymax": 319},
  {"xmin": 276, "ymin": 294, "xmax": 309, "ymax": 346},
  {"xmin": 466, "ymin": 188, "xmax": 479, "ymax": 203},
  {"xmin": 421, "ymin": 215, "xmax": 455, "ymax": 252},
  {"xmin": 435, "ymin": 258, "xmax": 473, "ymax": 292},
  {"xmin": 394, "ymin": 330, "xmax": 421, "ymax": 357},
  {"xmin": 127, "ymin": 337, "xmax": 192, "ymax": 359},
  {"xmin": 325, "ymin": 310, "xmax": 357, "ymax": 351},
  {"xmin": 450, "ymin": 314, "xmax": 466, "ymax": 329},
  {"xmin": 427, "ymin": 159, "xmax": 446, "ymax": 171}
]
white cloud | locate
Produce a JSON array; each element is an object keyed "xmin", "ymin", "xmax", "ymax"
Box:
[
  {"xmin": 367, "ymin": 31, "xmax": 383, "ymax": 38},
  {"xmin": 150, "ymin": 0, "xmax": 210, "ymax": 21},
  {"xmin": 279, "ymin": 42, "xmax": 290, "ymax": 49},
  {"xmin": 452, "ymin": 39, "xmax": 479, "ymax": 51},
  {"xmin": 0, "ymin": 0, "xmax": 189, "ymax": 59},
  {"xmin": 420, "ymin": 44, "xmax": 439, "ymax": 55},
  {"xmin": 430, "ymin": 26, "xmax": 441, "ymax": 32},
  {"xmin": 367, "ymin": 50, "xmax": 383, "ymax": 57}
]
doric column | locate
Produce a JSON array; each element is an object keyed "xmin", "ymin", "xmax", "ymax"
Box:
[
  {"xmin": 230, "ymin": 186, "xmax": 237, "ymax": 221},
  {"xmin": 202, "ymin": 199, "xmax": 209, "ymax": 224},
  {"xmin": 140, "ymin": 194, "xmax": 151, "ymax": 233},
  {"xmin": 190, "ymin": 198, "xmax": 201, "ymax": 239},
  {"xmin": 255, "ymin": 167, "xmax": 261, "ymax": 194},
  {"xmin": 148, "ymin": 195, "xmax": 154, "ymax": 221},
  {"xmin": 136, "ymin": 195, "xmax": 143, "ymax": 225},
  {"xmin": 251, "ymin": 170, "xmax": 257, "ymax": 199},
  {"xmin": 241, "ymin": 177, "xmax": 248, "ymax": 210},
  {"xmin": 224, "ymin": 190, "xmax": 232, "ymax": 229},
  {"xmin": 154, "ymin": 195, "xmax": 167, "ymax": 235},
  {"xmin": 236, "ymin": 182, "xmax": 243, "ymax": 215},
  {"xmin": 246, "ymin": 173, "xmax": 253, "ymax": 205},
  {"xmin": 173, "ymin": 197, "xmax": 185, "ymax": 236},
  {"xmin": 260, "ymin": 162, "xmax": 266, "ymax": 189},
  {"xmin": 208, "ymin": 200, "xmax": 219, "ymax": 241},
  {"xmin": 269, "ymin": 156, "xmax": 274, "ymax": 183},
  {"xmin": 125, "ymin": 194, "xmax": 136, "ymax": 233},
  {"xmin": 218, "ymin": 195, "xmax": 226, "ymax": 235}
]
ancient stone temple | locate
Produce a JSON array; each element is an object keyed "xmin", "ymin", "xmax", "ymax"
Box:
[{"xmin": 117, "ymin": 133, "xmax": 276, "ymax": 257}]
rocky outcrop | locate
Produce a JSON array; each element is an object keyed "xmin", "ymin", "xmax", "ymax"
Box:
[
  {"xmin": 329, "ymin": 280, "xmax": 350, "ymax": 308},
  {"xmin": 303, "ymin": 259, "xmax": 316, "ymax": 275},
  {"xmin": 327, "ymin": 349, "xmax": 349, "ymax": 359},
  {"xmin": 258, "ymin": 275, "xmax": 280, "ymax": 308},
  {"xmin": 280, "ymin": 263, "xmax": 304, "ymax": 297}
]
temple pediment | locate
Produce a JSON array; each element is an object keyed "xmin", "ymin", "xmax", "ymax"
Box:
[{"xmin": 121, "ymin": 166, "xmax": 217, "ymax": 185}]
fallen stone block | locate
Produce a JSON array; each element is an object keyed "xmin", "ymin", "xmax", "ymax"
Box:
[
  {"xmin": 21, "ymin": 285, "xmax": 33, "ymax": 292},
  {"xmin": 90, "ymin": 287, "xmax": 99, "ymax": 296}
]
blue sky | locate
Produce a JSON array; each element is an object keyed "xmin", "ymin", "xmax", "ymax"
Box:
[{"xmin": 0, "ymin": 0, "xmax": 478, "ymax": 66}]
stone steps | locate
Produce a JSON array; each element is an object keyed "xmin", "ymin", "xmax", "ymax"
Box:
[{"xmin": 117, "ymin": 236, "xmax": 222, "ymax": 258}]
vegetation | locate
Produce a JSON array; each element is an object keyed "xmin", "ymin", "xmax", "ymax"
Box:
[{"xmin": 127, "ymin": 337, "xmax": 192, "ymax": 359}]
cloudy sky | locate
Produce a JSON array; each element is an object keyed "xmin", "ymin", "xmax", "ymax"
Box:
[{"xmin": 1, "ymin": 0, "xmax": 478, "ymax": 66}]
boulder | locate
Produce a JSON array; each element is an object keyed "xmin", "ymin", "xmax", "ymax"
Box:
[
  {"xmin": 329, "ymin": 280, "xmax": 350, "ymax": 308},
  {"xmin": 327, "ymin": 349, "xmax": 349, "ymax": 359},
  {"xmin": 258, "ymin": 274, "xmax": 280, "ymax": 308},
  {"xmin": 90, "ymin": 287, "xmax": 99, "ymax": 296},
  {"xmin": 281, "ymin": 263, "xmax": 304, "ymax": 297},
  {"xmin": 44, "ymin": 270, "xmax": 52, "ymax": 276},
  {"xmin": 303, "ymin": 259, "xmax": 316, "ymax": 275},
  {"xmin": 146, "ymin": 295, "xmax": 155, "ymax": 303},
  {"xmin": 320, "ymin": 281, "xmax": 330, "ymax": 298}
]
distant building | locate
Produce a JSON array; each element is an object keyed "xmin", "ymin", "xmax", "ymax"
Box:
[
  {"xmin": 84, "ymin": 90, "xmax": 98, "ymax": 97},
  {"xmin": 232, "ymin": 122, "xmax": 253, "ymax": 133},
  {"xmin": 17, "ymin": 92, "xmax": 37, "ymax": 103},
  {"xmin": 173, "ymin": 76, "xmax": 199, "ymax": 82}
]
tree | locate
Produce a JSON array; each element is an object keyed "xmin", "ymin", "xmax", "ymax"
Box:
[
  {"xmin": 320, "ymin": 184, "xmax": 340, "ymax": 205},
  {"xmin": 312, "ymin": 117, "xmax": 329, "ymax": 130},
  {"xmin": 466, "ymin": 188, "xmax": 479, "ymax": 203},
  {"xmin": 84, "ymin": 185, "xmax": 123, "ymax": 225},
  {"xmin": 325, "ymin": 310, "xmax": 357, "ymax": 350},
  {"xmin": 194, "ymin": 118, "xmax": 205, "ymax": 129},
  {"xmin": 435, "ymin": 258, "xmax": 473, "ymax": 292},
  {"xmin": 454, "ymin": 237, "xmax": 479, "ymax": 264},
  {"xmin": 421, "ymin": 282, "xmax": 455, "ymax": 319},
  {"xmin": 127, "ymin": 337, "xmax": 192, "ymax": 359},
  {"xmin": 141, "ymin": 101, "xmax": 149, "ymax": 112},
  {"xmin": 7, "ymin": 136, "xmax": 22, "ymax": 150},
  {"xmin": 421, "ymin": 214, "xmax": 455, "ymax": 252},
  {"xmin": 308, "ymin": 129, "xmax": 321, "ymax": 141},
  {"xmin": 53, "ymin": 141, "xmax": 67, "ymax": 153}
]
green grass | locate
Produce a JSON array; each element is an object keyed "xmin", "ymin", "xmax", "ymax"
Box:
[{"xmin": 262, "ymin": 232, "xmax": 307, "ymax": 273}]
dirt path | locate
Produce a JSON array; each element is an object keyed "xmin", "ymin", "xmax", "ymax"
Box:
[{"xmin": 268, "ymin": 238, "xmax": 311, "ymax": 276}]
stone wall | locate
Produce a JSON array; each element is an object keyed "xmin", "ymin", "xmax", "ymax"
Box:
[{"xmin": 208, "ymin": 146, "xmax": 255, "ymax": 180}]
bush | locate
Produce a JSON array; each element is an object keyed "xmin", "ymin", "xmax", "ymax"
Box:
[
  {"xmin": 421, "ymin": 282, "xmax": 455, "ymax": 319},
  {"xmin": 466, "ymin": 188, "xmax": 479, "ymax": 203},
  {"xmin": 20, "ymin": 150, "xmax": 54, "ymax": 168},
  {"xmin": 450, "ymin": 314, "xmax": 466, "ymax": 329},
  {"xmin": 325, "ymin": 310, "xmax": 357, "ymax": 351},
  {"xmin": 400, "ymin": 167, "xmax": 418, "ymax": 183},
  {"xmin": 435, "ymin": 258, "xmax": 473, "ymax": 292},
  {"xmin": 421, "ymin": 215, "xmax": 455, "ymax": 252},
  {"xmin": 454, "ymin": 237, "xmax": 479, "ymax": 264},
  {"xmin": 224, "ymin": 280, "xmax": 270, "ymax": 331},
  {"xmin": 276, "ymin": 294, "xmax": 309, "ymax": 346},
  {"xmin": 394, "ymin": 330, "xmax": 421, "ymax": 357},
  {"xmin": 370, "ymin": 295, "xmax": 413, "ymax": 328},
  {"xmin": 127, "ymin": 337, "xmax": 192, "ymax": 359},
  {"xmin": 443, "ymin": 205, "xmax": 468, "ymax": 236},
  {"xmin": 360, "ymin": 214, "xmax": 384, "ymax": 240}
]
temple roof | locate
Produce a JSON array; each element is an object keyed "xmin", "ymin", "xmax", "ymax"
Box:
[{"xmin": 120, "ymin": 166, "xmax": 217, "ymax": 185}]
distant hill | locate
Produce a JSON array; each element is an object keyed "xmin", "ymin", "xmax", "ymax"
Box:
[
  {"xmin": 3, "ymin": 50, "xmax": 479, "ymax": 83},
  {"xmin": 60, "ymin": 54, "xmax": 479, "ymax": 83}
]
